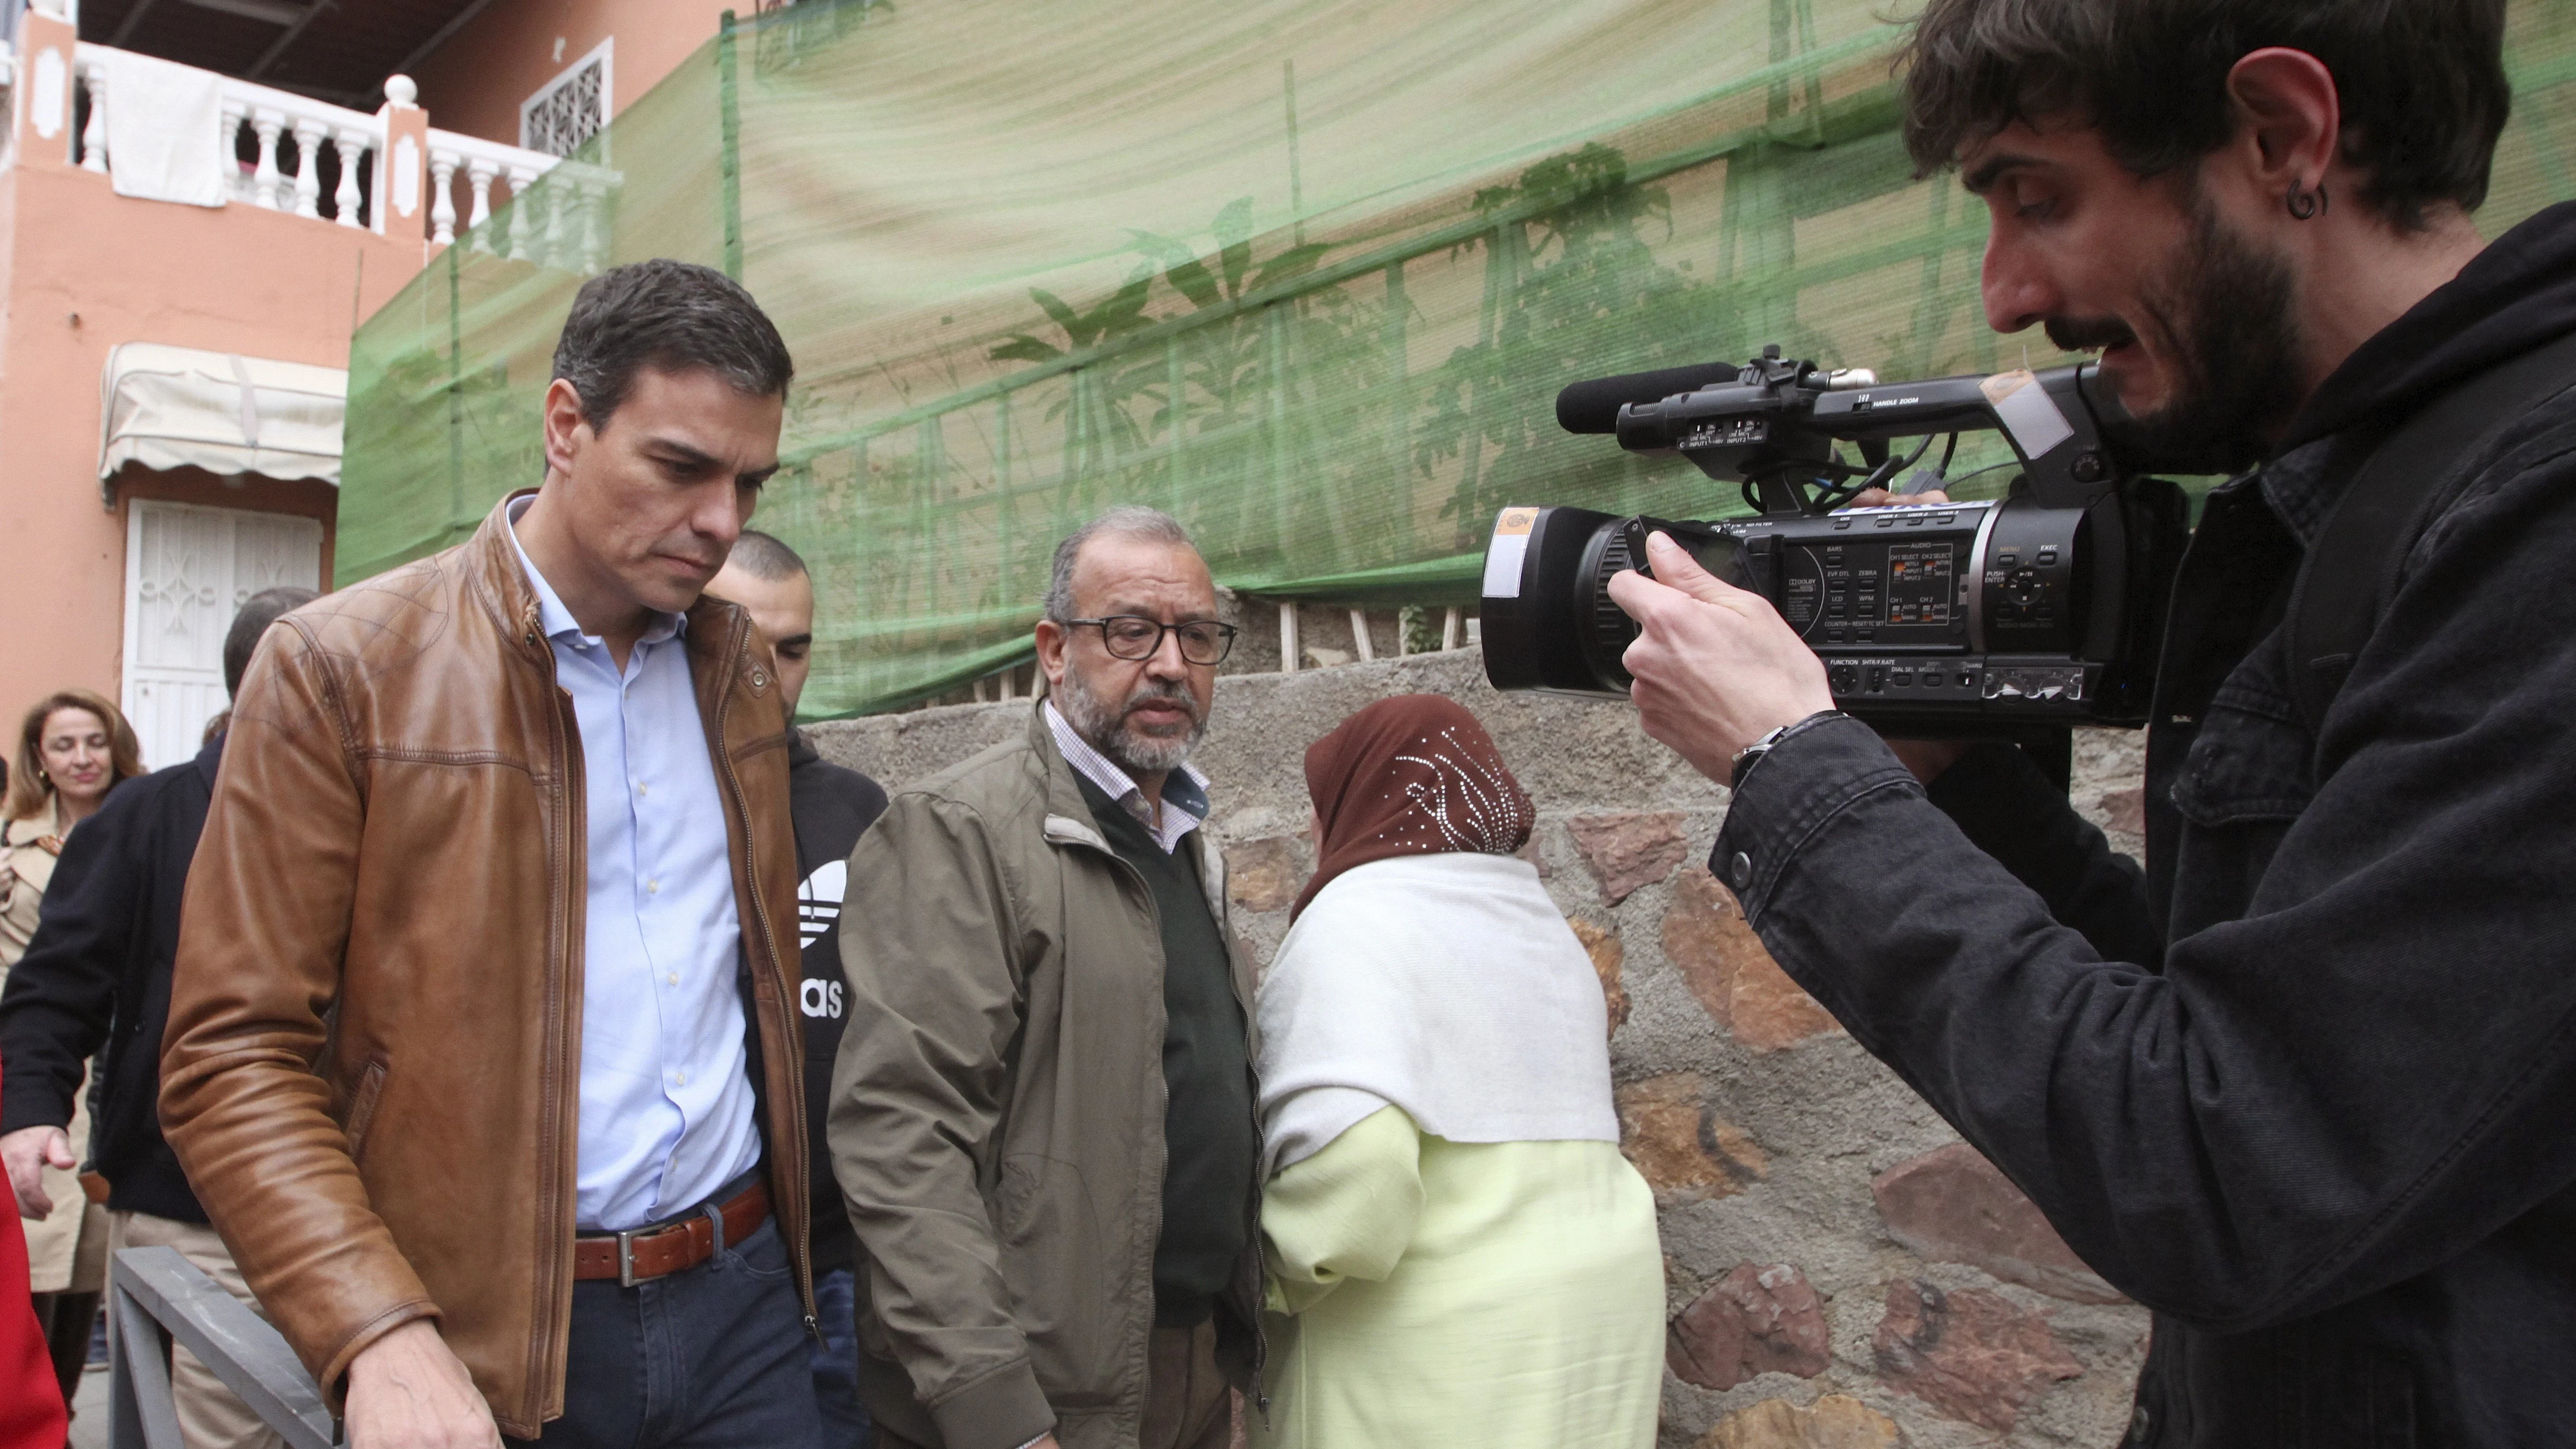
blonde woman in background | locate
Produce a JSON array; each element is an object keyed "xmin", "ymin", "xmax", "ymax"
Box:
[
  {"xmin": 2, "ymin": 692, "xmax": 141, "ymax": 957},
  {"xmin": 1, "ymin": 690, "xmax": 141, "ymax": 1417}
]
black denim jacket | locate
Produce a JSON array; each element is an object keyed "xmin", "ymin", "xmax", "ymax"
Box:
[{"xmin": 1711, "ymin": 203, "xmax": 2576, "ymax": 1448}]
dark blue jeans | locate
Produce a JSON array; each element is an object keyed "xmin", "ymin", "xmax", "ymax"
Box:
[
  {"xmin": 807, "ymin": 1269, "xmax": 874, "ymax": 1448},
  {"xmin": 506, "ymin": 1216, "xmax": 822, "ymax": 1449}
]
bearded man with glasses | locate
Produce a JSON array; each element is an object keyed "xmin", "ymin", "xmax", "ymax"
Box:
[{"xmin": 831, "ymin": 507, "xmax": 1260, "ymax": 1449}]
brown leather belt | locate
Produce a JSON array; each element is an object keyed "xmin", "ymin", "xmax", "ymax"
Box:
[{"xmin": 573, "ymin": 1180, "xmax": 769, "ymax": 1287}]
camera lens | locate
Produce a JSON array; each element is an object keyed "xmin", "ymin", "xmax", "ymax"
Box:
[
  {"xmin": 1572, "ymin": 523, "xmax": 1642, "ymax": 691},
  {"xmin": 1480, "ymin": 506, "xmax": 1631, "ymax": 696},
  {"xmin": 1480, "ymin": 506, "xmax": 1742, "ymax": 697}
]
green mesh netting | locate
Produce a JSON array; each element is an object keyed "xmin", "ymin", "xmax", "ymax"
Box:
[{"xmin": 339, "ymin": 0, "xmax": 2576, "ymax": 718}]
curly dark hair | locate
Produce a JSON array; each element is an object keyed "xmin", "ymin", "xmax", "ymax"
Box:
[{"xmin": 1899, "ymin": 0, "xmax": 2511, "ymax": 229}]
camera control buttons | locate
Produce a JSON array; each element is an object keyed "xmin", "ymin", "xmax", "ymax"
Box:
[
  {"xmin": 1996, "ymin": 567, "xmax": 2051, "ymax": 623},
  {"xmin": 1981, "ymin": 665, "xmax": 2087, "ymax": 702}
]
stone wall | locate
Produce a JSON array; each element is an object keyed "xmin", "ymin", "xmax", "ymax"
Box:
[{"xmin": 809, "ymin": 649, "xmax": 2154, "ymax": 1449}]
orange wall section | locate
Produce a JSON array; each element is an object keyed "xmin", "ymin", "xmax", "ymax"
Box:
[
  {"xmin": 0, "ymin": 162, "xmax": 429, "ymax": 713},
  {"xmin": 410, "ymin": 0, "xmax": 736, "ymax": 150}
]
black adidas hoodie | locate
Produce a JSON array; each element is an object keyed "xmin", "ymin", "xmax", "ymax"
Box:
[{"xmin": 787, "ymin": 728, "xmax": 889, "ymax": 1276}]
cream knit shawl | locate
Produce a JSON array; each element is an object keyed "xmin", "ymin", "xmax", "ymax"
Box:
[{"xmin": 1255, "ymin": 851, "xmax": 1620, "ymax": 1177}]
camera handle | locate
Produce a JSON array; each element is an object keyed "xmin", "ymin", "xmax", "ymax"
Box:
[{"xmin": 1614, "ymin": 350, "xmax": 2123, "ymax": 516}]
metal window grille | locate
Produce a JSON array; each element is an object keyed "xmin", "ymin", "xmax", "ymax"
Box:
[{"xmin": 520, "ymin": 41, "xmax": 609, "ymax": 160}]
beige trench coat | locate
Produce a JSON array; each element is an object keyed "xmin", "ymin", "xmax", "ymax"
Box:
[{"xmin": 2, "ymin": 801, "xmax": 110, "ymax": 1294}]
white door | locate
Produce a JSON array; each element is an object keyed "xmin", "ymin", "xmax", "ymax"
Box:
[{"xmin": 121, "ymin": 500, "xmax": 323, "ymax": 770}]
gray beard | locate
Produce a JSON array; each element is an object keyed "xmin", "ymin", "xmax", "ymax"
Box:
[{"xmin": 1056, "ymin": 665, "xmax": 1205, "ymax": 778}]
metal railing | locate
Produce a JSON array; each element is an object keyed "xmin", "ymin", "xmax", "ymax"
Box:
[{"xmin": 107, "ymin": 1247, "xmax": 337, "ymax": 1449}]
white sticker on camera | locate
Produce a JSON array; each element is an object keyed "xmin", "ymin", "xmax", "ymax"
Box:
[
  {"xmin": 1483, "ymin": 507, "xmax": 1538, "ymax": 599},
  {"xmin": 1980, "ymin": 369, "xmax": 2074, "ymax": 459}
]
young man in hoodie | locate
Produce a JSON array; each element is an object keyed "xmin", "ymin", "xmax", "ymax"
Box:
[
  {"xmin": 1605, "ymin": 2, "xmax": 2576, "ymax": 1444},
  {"xmin": 707, "ymin": 532, "xmax": 888, "ymax": 1449}
]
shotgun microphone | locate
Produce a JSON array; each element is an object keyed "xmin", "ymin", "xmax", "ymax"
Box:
[{"xmin": 1553, "ymin": 362, "xmax": 1744, "ymax": 434}]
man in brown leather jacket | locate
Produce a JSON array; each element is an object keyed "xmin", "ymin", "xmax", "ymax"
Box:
[{"xmin": 161, "ymin": 260, "xmax": 818, "ymax": 1449}]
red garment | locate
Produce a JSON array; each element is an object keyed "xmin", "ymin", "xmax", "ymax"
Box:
[
  {"xmin": 0, "ymin": 1064, "xmax": 68, "ymax": 1449},
  {"xmin": 1291, "ymin": 695, "xmax": 1535, "ymax": 921}
]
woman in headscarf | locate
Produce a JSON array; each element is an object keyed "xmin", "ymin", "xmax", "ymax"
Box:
[{"xmin": 1251, "ymin": 695, "xmax": 1660, "ymax": 1449}]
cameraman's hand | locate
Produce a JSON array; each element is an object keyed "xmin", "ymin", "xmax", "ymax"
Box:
[
  {"xmin": 1606, "ymin": 531, "xmax": 1835, "ymax": 783},
  {"xmin": 1846, "ymin": 486, "xmax": 1951, "ymax": 508},
  {"xmin": 1, "ymin": 1126, "xmax": 72, "ymax": 1219}
]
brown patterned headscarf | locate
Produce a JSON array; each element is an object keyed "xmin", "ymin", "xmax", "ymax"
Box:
[{"xmin": 1290, "ymin": 695, "xmax": 1536, "ymax": 921}]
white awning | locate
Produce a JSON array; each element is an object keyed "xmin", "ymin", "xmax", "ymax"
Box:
[{"xmin": 98, "ymin": 343, "xmax": 347, "ymax": 488}]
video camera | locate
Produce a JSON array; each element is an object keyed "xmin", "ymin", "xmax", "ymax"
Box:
[{"xmin": 1479, "ymin": 346, "xmax": 2191, "ymax": 762}]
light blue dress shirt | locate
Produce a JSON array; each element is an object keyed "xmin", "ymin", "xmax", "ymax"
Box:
[{"xmin": 507, "ymin": 498, "xmax": 763, "ymax": 1231}]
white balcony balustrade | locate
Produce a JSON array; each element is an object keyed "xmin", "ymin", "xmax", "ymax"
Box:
[
  {"xmin": 59, "ymin": 45, "xmax": 616, "ymax": 273},
  {"xmin": 421, "ymin": 126, "xmax": 616, "ymax": 272},
  {"xmin": 77, "ymin": 52, "xmax": 106, "ymax": 175}
]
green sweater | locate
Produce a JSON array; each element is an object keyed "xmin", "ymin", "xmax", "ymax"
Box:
[{"xmin": 1078, "ymin": 773, "xmax": 1256, "ymax": 1323}]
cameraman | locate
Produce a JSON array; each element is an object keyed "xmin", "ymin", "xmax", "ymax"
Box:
[{"xmin": 1609, "ymin": 2, "xmax": 2576, "ymax": 1444}]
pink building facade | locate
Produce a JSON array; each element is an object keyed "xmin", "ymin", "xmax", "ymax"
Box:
[{"xmin": 0, "ymin": 0, "xmax": 747, "ymax": 768}]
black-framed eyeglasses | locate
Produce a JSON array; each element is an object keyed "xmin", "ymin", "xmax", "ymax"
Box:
[{"xmin": 1065, "ymin": 616, "xmax": 1240, "ymax": 666}]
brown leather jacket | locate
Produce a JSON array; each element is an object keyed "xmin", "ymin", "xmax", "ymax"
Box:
[{"xmin": 160, "ymin": 496, "xmax": 811, "ymax": 1436}]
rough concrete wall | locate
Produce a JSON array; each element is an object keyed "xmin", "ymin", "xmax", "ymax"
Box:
[{"xmin": 809, "ymin": 650, "xmax": 2153, "ymax": 1448}]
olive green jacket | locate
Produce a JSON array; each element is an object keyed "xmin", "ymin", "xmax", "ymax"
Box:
[{"xmin": 830, "ymin": 705, "xmax": 1263, "ymax": 1449}]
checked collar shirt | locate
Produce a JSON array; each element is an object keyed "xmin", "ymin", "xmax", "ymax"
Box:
[{"xmin": 1043, "ymin": 701, "xmax": 1210, "ymax": 854}]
